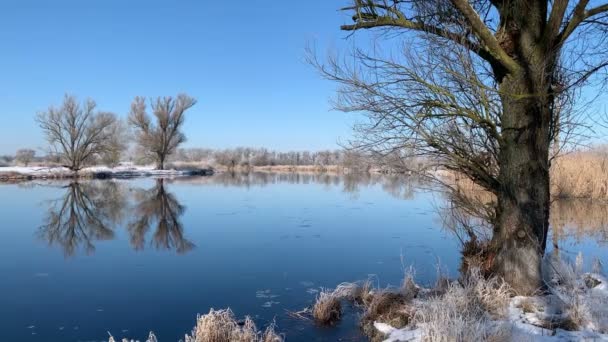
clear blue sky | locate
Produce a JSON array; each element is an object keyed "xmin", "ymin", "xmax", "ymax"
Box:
[
  {"xmin": 2, "ymin": 1, "xmax": 605, "ymax": 156},
  {"xmin": 0, "ymin": 0, "xmax": 359, "ymax": 155}
]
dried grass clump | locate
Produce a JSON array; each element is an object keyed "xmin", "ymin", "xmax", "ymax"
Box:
[
  {"xmin": 361, "ymin": 291, "xmax": 413, "ymax": 341},
  {"xmin": 411, "ymin": 269, "xmax": 512, "ymax": 342},
  {"xmin": 517, "ymin": 297, "xmax": 537, "ymax": 314},
  {"xmin": 566, "ymin": 295, "xmax": 593, "ymax": 331},
  {"xmin": 401, "ymin": 268, "xmax": 420, "ymax": 300},
  {"xmin": 312, "ymin": 289, "xmax": 342, "ymax": 325},
  {"xmin": 332, "ymin": 279, "xmax": 374, "ymax": 305},
  {"xmin": 184, "ymin": 309, "xmax": 283, "ymax": 342}
]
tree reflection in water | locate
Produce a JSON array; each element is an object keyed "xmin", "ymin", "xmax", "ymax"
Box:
[
  {"xmin": 173, "ymin": 171, "xmax": 423, "ymax": 200},
  {"xmin": 38, "ymin": 181, "xmax": 126, "ymax": 257},
  {"xmin": 38, "ymin": 179, "xmax": 193, "ymax": 256},
  {"xmin": 37, "ymin": 173, "xmax": 607, "ymax": 259},
  {"xmin": 129, "ymin": 179, "xmax": 194, "ymax": 254},
  {"xmin": 550, "ymin": 200, "xmax": 608, "ymax": 247}
]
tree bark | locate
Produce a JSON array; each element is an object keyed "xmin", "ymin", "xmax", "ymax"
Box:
[{"xmin": 491, "ymin": 71, "xmax": 552, "ymax": 294}]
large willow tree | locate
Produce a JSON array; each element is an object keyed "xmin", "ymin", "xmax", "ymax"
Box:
[{"xmin": 317, "ymin": 0, "xmax": 608, "ymax": 294}]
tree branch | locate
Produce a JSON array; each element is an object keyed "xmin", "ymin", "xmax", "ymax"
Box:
[
  {"xmin": 448, "ymin": 0, "xmax": 520, "ymax": 74},
  {"xmin": 544, "ymin": 0, "xmax": 570, "ymax": 44},
  {"xmin": 558, "ymin": 1, "xmax": 608, "ymax": 45},
  {"xmin": 340, "ymin": 5, "xmax": 504, "ymax": 73}
]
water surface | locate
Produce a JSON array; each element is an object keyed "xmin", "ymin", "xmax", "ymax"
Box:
[{"xmin": 0, "ymin": 172, "xmax": 605, "ymax": 341}]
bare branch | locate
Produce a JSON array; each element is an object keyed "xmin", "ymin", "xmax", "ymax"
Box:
[
  {"xmin": 448, "ymin": 0, "xmax": 519, "ymax": 73},
  {"xmin": 558, "ymin": 1, "xmax": 608, "ymax": 45}
]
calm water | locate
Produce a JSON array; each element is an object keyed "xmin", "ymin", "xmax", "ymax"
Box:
[{"xmin": 0, "ymin": 172, "xmax": 606, "ymax": 341}]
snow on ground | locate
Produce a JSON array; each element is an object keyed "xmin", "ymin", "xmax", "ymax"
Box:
[
  {"xmin": 0, "ymin": 166, "xmax": 72, "ymax": 175},
  {"xmin": 374, "ymin": 267, "xmax": 608, "ymax": 341},
  {"xmin": 0, "ymin": 165, "xmax": 212, "ymax": 179}
]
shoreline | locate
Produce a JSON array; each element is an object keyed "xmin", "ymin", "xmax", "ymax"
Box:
[
  {"xmin": 0, "ymin": 164, "xmax": 411, "ymax": 183},
  {"xmin": 0, "ymin": 165, "xmax": 214, "ymax": 182}
]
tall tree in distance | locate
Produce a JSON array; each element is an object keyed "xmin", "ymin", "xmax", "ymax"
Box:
[
  {"xmin": 15, "ymin": 149, "xmax": 36, "ymax": 166},
  {"xmin": 129, "ymin": 94, "xmax": 196, "ymax": 170},
  {"xmin": 313, "ymin": 0, "xmax": 608, "ymax": 294},
  {"xmin": 36, "ymin": 95, "xmax": 122, "ymax": 172}
]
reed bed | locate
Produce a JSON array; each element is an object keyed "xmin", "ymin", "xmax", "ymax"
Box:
[
  {"xmin": 551, "ymin": 150, "xmax": 608, "ymax": 200},
  {"xmin": 439, "ymin": 149, "xmax": 608, "ymax": 202}
]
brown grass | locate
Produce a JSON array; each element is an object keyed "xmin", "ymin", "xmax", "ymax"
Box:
[
  {"xmin": 183, "ymin": 309, "xmax": 283, "ymax": 342},
  {"xmin": 107, "ymin": 310, "xmax": 283, "ymax": 342},
  {"xmin": 551, "ymin": 150, "xmax": 608, "ymax": 200},
  {"xmin": 312, "ymin": 289, "xmax": 342, "ymax": 325},
  {"xmin": 314, "ymin": 268, "xmax": 514, "ymax": 342},
  {"xmin": 332, "ymin": 280, "xmax": 374, "ymax": 305},
  {"xmin": 439, "ymin": 148, "xmax": 608, "ymax": 202},
  {"xmin": 360, "ymin": 291, "xmax": 412, "ymax": 341}
]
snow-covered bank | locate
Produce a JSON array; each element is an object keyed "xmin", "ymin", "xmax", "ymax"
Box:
[
  {"xmin": 373, "ymin": 254, "xmax": 608, "ymax": 342},
  {"xmin": 0, "ymin": 165, "xmax": 214, "ymax": 181}
]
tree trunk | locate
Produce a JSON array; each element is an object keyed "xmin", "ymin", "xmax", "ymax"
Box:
[
  {"xmin": 158, "ymin": 154, "xmax": 165, "ymax": 170},
  {"xmin": 491, "ymin": 72, "xmax": 552, "ymax": 295}
]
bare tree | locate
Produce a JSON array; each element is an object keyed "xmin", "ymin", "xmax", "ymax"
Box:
[
  {"xmin": 313, "ymin": 0, "xmax": 608, "ymax": 293},
  {"xmin": 15, "ymin": 149, "xmax": 36, "ymax": 166},
  {"xmin": 36, "ymin": 95, "xmax": 122, "ymax": 172},
  {"xmin": 129, "ymin": 94, "xmax": 197, "ymax": 170}
]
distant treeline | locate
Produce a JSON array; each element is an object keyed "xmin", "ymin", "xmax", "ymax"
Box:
[
  {"xmin": 0, "ymin": 146, "xmax": 428, "ymax": 173},
  {"xmin": 168, "ymin": 147, "xmax": 428, "ymax": 172},
  {"xmin": 171, "ymin": 148, "xmax": 345, "ymax": 167}
]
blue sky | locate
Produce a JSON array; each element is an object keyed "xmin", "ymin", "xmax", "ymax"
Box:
[
  {"xmin": 0, "ymin": 0, "xmax": 359, "ymax": 155},
  {"xmin": 1, "ymin": 1, "xmax": 606, "ymax": 156}
]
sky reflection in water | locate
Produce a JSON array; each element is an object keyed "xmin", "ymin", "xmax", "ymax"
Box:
[{"xmin": 0, "ymin": 172, "xmax": 605, "ymax": 341}]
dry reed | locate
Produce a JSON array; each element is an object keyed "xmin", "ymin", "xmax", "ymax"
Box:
[
  {"xmin": 312, "ymin": 289, "xmax": 342, "ymax": 325},
  {"xmin": 412, "ymin": 269, "xmax": 512, "ymax": 342},
  {"xmin": 439, "ymin": 148, "xmax": 608, "ymax": 202},
  {"xmin": 551, "ymin": 150, "xmax": 608, "ymax": 200},
  {"xmin": 183, "ymin": 309, "xmax": 283, "ymax": 342}
]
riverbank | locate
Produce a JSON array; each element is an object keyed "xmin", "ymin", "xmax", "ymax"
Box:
[
  {"xmin": 106, "ymin": 253, "xmax": 608, "ymax": 342},
  {"xmin": 308, "ymin": 253, "xmax": 608, "ymax": 342},
  {"xmin": 0, "ymin": 165, "xmax": 214, "ymax": 182}
]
